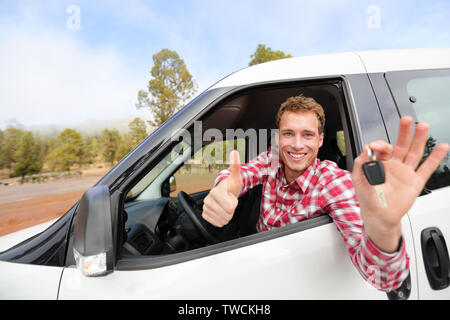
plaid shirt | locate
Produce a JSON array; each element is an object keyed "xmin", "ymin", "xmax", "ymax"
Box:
[{"xmin": 215, "ymin": 147, "xmax": 410, "ymax": 292}]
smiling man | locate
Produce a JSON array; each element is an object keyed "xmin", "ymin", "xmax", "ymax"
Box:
[
  {"xmin": 275, "ymin": 97, "xmax": 325, "ymax": 183},
  {"xmin": 202, "ymin": 94, "xmax": 449, "ymax": 292}
]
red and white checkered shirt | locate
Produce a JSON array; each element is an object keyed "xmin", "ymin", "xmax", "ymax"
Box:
[{"xmin": 215, "ymin": 147, "xmax": 410, "ymax": 292}]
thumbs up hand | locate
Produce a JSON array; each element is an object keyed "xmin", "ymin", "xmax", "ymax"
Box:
[
  {"xmin": 227, "ymin": 150, "xmax": 243, "ymax": 197},
  {"xmin": 202, "ymin": 150, "xmax": 243, "ymax": 227}
]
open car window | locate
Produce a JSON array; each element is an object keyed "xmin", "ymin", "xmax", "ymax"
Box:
[
  {"xmin": 119, "ymin": 79, "xmax": 356, "ymax": 263},
  {"xmin": 170, "ymin": 138, "xmax": 246, "ymax": 196}
]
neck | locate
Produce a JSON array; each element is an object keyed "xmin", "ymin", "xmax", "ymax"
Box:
[
  {"xmin": 284, "ymin": 168, "xmax": 304, "ymax": 184},
  {"xmin": 282, "ymin": 158, "xmax": 317, "ymax": 184}
]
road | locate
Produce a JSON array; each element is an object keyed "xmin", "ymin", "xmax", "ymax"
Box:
[
  {"xmin": 0, "ymin": 177, "xmax": 100, "ymax": 236},
  {"xmin": 0, "ymin": 171, "xmax": 218, "ymax": 236}
]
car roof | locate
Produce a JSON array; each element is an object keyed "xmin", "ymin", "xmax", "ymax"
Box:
[{"xmin": 210, "ymin": 48, "xmax": 450, "ymax": 89}]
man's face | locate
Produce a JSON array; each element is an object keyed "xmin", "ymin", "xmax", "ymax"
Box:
[{"xmin": 277, "ymin": 110, "xmax": 324, "ymax": 183}]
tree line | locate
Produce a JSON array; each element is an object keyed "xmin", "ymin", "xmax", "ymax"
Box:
[
  {"xmin": 0, "ymin": 117, "xmax": 149, "ymax": 183},
  {"xmin": 1, "ymin": 44, "xmax": 292, "ymax": 183}
]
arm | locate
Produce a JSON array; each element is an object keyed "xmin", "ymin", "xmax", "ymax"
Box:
[
  {"xmin": 345, "ymin": 116, "xmax": 449, "ymax": 291},
  {"xmin": 323, "ymin": 172, "xmax": 409, "ymax": 292}
]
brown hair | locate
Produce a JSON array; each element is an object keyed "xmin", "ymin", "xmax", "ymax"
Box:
[{"xmin": 275, "ymin": 94, "xmax": 325, "ymax": 133}]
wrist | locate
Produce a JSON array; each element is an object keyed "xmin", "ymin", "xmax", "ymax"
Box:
[{"xmin": 363, "ymin": 221, "xmax": 403, "ymax": 253}]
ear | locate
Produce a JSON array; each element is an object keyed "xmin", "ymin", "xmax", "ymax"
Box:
[{"xmin": 319, "ymin": 132, "xmax": 324, "ymax": 148}]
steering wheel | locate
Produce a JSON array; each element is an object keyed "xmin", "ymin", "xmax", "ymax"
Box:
[{"xmin": 178, "ymin": 191, "xmax": 219, "ymax": 244}]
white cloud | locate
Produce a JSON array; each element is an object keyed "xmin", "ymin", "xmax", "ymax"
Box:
[
  {"xmin": 1, "ymin": 0, "xmax": 449, "ymax": 130},
  {"xmin": 0, "ymin": 10, "xmax": 149, "ymax": 129}
]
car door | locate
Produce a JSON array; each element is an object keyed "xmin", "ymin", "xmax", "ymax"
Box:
[
  {"xmin": 58, "ymin": 75, "xmax": 410, "ymax": 300},
  {"xmin": 377, "ymin": 69, "xmax": 450, "ymax": 299},
  {"xmin": 59, "ymin": 217, "xmax": 403, "ymax": 299}
]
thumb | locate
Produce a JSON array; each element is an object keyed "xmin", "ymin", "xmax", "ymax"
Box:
[
  {"xmin": 227, "ymin": 150, "xmax": 242, "ymax": 197},
  {"xmin": 352, "ymin": 145, "xmax": 372, "ymax": 187}
]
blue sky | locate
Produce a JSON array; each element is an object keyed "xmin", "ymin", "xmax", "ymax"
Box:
[{"xmin": 1, "ymin": 0, "xmax": 449, "ymax": 129}]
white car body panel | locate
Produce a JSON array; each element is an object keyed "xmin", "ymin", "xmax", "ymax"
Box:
[
  {"xmin": 356, "ymin": 48, "xmax": 450, "ymax": 73},
  {"xmin": 406, "ymin": 187, "xmax": 450, "ymax": 299},
  {"xmin": 0, "ymin": 261, "xmax": 62, "ymax": 299},
  {"xmin": 210, "ymin": 52, "xmax": 366, "ymax": 89},
  {"xmin": 59, "ymin": 219, "xmax": 416, "ymax": 300},
  {"xmin": 211, "ymin": 48, "xmax": 450, "ymax": 90},
  {"xmin": 0, "ymin": 219, "xmax": 58, "ymax": 252}
]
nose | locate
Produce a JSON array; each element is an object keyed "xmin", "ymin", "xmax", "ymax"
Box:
[{"xmin": 292, "ymin": 134, "xmax": 305, "ymax": 149}]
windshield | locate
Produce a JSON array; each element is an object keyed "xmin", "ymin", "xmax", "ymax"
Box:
[{"xmin": 126, "ymin": 141, "xmax": 191, "ymax": 201}]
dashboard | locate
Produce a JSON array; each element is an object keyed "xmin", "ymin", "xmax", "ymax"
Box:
[{"xmin": 122, "ymin": 197, "xmax": 208, "ymax": 256}]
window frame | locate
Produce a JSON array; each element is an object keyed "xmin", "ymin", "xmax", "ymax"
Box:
[{"xmin": 113, "ymin": 75, "xmax": 370, "ymax": 270}]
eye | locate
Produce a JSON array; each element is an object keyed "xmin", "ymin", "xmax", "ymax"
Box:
[{"xmin": 283, "ymin": 132, "xmax": 293, "ymax": 136}]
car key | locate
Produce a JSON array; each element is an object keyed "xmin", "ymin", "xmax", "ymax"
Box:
[{"xmin": 363, "ymin": 148, "xmax": 387, "ymax": 208}]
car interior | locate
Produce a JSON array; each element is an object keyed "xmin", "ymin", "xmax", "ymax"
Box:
[{"xmin": 120, "ymin": 81, "xmax": 354, "ymax": 258}]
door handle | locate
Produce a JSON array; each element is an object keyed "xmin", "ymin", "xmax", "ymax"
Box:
[{"xmin": 421, "ymin": 227, "xmax": 450, "ymax": 290}]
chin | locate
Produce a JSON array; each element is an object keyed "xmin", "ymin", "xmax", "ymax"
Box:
[{"xmin": 281, "ymin": 153, "xmax": 311, "ymax": 176}]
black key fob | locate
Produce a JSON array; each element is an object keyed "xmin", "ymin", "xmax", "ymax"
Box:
[{"xmin": 363, "ymin": 160, "xmax": 385, "ymax": 185}]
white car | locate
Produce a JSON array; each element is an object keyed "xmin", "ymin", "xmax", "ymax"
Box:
[{"xmin": 1, "ymin": 48, "xmax": 449, "ymax": 300}]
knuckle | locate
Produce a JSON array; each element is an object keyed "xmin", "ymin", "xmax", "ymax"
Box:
[{"xmin": 208, "ymin": 189, "xmax": 217, "ymax": 198}]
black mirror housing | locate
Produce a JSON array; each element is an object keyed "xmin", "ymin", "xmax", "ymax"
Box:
[{"xmin": 73, "ymin": 185, "xmax": 114, "ymax": 276}]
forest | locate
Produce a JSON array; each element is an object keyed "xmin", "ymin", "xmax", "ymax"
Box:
[{"xmin": 0, "ymin": 117, "xmax": 149, "ymax": 184}]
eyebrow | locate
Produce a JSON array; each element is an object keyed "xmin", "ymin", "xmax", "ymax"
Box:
[{"xmin": 280, "ymin": 128, "xmax": 317, "ymax": 134}]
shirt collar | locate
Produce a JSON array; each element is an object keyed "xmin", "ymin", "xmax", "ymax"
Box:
[{"xmin": 278, "ymin": 157, "xmax": 320, "ymax": 193}]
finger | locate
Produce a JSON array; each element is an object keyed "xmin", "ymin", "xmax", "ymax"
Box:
[
  {"xmin": 352, "ymin": 145, "xmax": 370, "ymax": 168},
  {"xmin": 210, "ymin": 185, "xmax": 238, "ymax": 214},
  {"xmin": 202, "ymin": 202, "xmax": 230, "ymax": 227},
  {"xmin": 227, "ymin": 150, "xmax": 242, "ymax": 196},
  {"xmin": 352, "ymin": 145, "xmax": 371, "ymax": 185},
  {"xmin": 416, "ymin": 143, "xmax": 450, "ymax": 183},
  {"xmin": 392, "ymin": 116, "xmax": 414, "ymax": 161},
  {"xmin": 202, "ymin": 209, "xmax": 225, "ymax": 227},
  {"xmin": 368, "ymin": 140, "xmax": 394, "ymax": 161},
  {"xmin": 203, "ymin": 193, "xmax": 232, "ymax": 223},
  {"xmin": 404, "ymin": 122, "xmax": 429, "ymax": 169}
]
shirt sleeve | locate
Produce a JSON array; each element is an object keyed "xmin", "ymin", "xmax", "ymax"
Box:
[
  {"xmin": 322, "ymin": 170, "xmax": 410, "ymax": 292},
  {"xmin": 213, "ymin": 148, "xmax": 275, "ymax": 197}
]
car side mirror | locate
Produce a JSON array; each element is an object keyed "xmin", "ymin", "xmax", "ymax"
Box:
[{"xmin": 73, "ymin": 185, "xmax": 114, "ymax": 277}]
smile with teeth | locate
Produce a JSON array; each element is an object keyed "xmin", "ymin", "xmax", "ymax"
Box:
[{"xmin": 287, "ymin": 152, "xmax": 306, "ymax": 160}]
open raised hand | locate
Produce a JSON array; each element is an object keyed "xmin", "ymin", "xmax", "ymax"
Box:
[{"xmin": 352, "ymin": 116, "xmax": 450, "ymax": 252}]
